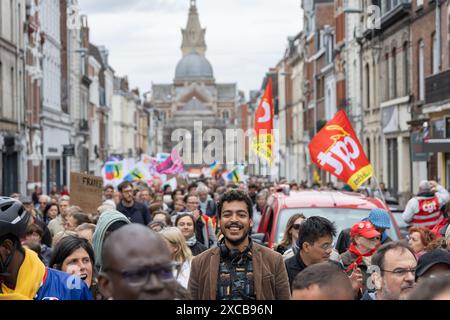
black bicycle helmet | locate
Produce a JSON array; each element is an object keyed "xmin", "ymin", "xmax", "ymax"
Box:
[{"xmin": 0, "ymin": 196, "xmax": 30, "ymax": 239}]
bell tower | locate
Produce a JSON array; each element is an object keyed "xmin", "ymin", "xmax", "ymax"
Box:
[{"xmin": 181, "ymin": 0, "xmax": 207, "ymax": 56}]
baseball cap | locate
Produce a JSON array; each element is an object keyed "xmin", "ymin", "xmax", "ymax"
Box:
[
  {"xmin": 350, "ymin": 221, "xmax": 381, "ymax": 239},
  {"xmin": 416, "ymin": 249, "xmax": 450, "ymax": 278},
  {"xmin": 368, "ymin": 208, "xmax": 391, "ymax": 229}
]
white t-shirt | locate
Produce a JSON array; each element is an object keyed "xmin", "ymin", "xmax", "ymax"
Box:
[
  {"xmin": 175, "ymin": 259, "xmax": 192, "ymax": 289},
  {"xmin": 252, "ymin": 205, "xmax": 262, "ymax": 234}
]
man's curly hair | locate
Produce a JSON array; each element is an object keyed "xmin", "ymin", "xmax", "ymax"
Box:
[{"xmin": 217, "ymin": 189, "xmax": 253, "ymax": 219}]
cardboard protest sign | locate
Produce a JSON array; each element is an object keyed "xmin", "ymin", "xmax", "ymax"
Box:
[{"xmin": 70, "ymin": 172, "xmax": 103, "ymax": 214}]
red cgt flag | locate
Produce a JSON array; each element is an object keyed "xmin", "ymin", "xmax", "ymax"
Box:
[
  {"xmin": 252, "ymin": 78, "xmax": 274, "ymax": 166},
  {"xmin": 308, "ymin": 110, "xmax": 373, "ymax": 190}
]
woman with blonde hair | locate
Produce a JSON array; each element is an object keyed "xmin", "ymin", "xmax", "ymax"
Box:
[
  {"xmin": 276, "ymin": 213, "xmax": 306, "ymax": 258},
  {"xmin": 159, "ymin": 227, "xmax": 193, "ymax": 289}
]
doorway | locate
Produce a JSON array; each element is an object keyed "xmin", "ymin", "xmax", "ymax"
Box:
[{"xmin": 2, "ymin": 152, "xmax": 18, "ymax": 196}]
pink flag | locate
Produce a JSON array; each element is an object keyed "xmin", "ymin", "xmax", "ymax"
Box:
[{"xmin": 156, "ymin": 149, "xmax": 185, "ymax": 174}]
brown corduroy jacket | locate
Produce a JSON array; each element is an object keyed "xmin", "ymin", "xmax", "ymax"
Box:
[{"xmin": 188, "ymin": 242, "xmax": 291, "ymax": 300}]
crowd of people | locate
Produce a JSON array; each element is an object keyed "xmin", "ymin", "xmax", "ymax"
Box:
[{"xmin": 1, "ymin": 175, "xmax": 450, "ymax": 300}]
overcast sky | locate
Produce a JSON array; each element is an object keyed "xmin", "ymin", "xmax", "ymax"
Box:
[{"xmin": 78, "ymin": 0, "xmax": 303, "ymax": 98}]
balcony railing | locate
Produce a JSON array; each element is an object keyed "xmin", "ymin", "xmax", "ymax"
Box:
[
  {"xmin": 381, "ymin": 1, "xmax": 411, "ymax": 30},
  {"xmin": 364, "ymin": 0, "xmax": 411, "ymax": 39}
]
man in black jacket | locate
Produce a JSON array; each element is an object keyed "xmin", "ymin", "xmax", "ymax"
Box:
[
  {"xmin": 116, "ymin": 181, "xmax": 151, "ymax": 226},
  {"xmin": 285, "ymin": 216, "xmax": 337, "ymax": 290}
]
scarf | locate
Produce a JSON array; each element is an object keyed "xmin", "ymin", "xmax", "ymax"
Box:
[
  {"xmin": 345, "ymin": 243, "xmax": 378, "ymax": 273},
  {"xmin": 0, "ymin": 248, "xmax": 46, "ymax": 300},
  {"xmin": 186, "ymin": 235, "xmax": 197, "ymax": 247}
]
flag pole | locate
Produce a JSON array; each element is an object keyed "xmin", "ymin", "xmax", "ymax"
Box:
[{"xmin": 371, "ymin": 174, "xmax": 387, "ymax": 206}]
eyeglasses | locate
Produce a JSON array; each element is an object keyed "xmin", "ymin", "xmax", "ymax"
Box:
[
  {"xmin": 292, "ymin": 224, "xmax": 301, "ymax": 231},
  {"xmin": 382, "ymin": 267, "xmax": 416, "ymax": 277},
  {"xmin": 318, "ymin": 243, "xmax": 333, "ymax": 250},
  {"xmin": 122, "ymin": 189, "xmax": 134, "ymax": 194},
  {"xmin": 308, "ymin": 242, "xmax": 333, "ymax": 250},
  {"xmin": 103, "ymin": 262, "xmax": 177, "ymax": 287}
]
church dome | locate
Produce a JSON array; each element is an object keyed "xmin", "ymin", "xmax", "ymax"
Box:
[{"xmin": 175, "ymin": 53, "xmax": 214, "ymax": 81}]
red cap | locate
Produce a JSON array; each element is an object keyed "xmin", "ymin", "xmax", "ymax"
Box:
[{"xmin": 350, "ymin": 221, "xmax": 381, "ymax": 239}]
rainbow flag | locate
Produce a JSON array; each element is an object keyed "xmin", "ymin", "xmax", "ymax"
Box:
[
  {"xmin": 210, "ymin": 161, "xmax": 220, "ymax": 177},
  {"xmin": 105, "ymin": 163, "xmax": 123, "ymax": 180},
  {"xmin": 223, "ymin": 168, "xmax": 241, "ymax": 183},
  {"xmin": 124, "ymin": 168, "xmax": 144, "ymax": 182}
]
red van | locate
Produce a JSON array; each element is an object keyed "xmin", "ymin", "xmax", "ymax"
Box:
[{"xmin": 257, "ymin": 190, "xmax": 403, "ymax": 248}]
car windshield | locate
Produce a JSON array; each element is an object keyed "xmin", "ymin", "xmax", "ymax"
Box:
[{"xmin": 275, "ymin": 207, "xmax": 400, "ymax": 245}]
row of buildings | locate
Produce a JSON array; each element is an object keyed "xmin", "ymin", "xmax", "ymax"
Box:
[
  {"xmin": 248, "ymin": 0, "xmax": 450, "ymax": 206},
  {"xmin": 4, "ymin": 0, "xmax": 449, "ymax": 205},
  {"xmin": 0, "ymin": 0, "xmax": 152, "ymax": 196}
]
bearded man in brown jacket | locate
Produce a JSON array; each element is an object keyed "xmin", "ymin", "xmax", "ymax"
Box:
[{"xmin": 188, "ymin": 189, "xmax": 291, "ymax": 300}]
